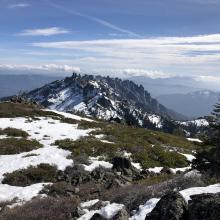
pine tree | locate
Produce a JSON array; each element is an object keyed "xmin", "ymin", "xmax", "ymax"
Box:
[
  {"xmin": 193, "ymin": 99, "xmax": 220, "ymax": 176},
  {"xmin": 210, "ymin": 100, "xmax": 220, "ymax": 145}
]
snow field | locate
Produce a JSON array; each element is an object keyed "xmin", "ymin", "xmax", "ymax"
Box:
[{"xmin": 0, "ymin": 114, "xmax": 92, "ymax": 205}]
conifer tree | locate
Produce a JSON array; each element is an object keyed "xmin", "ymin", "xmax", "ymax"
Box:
[{"xmin": 193, "ymin": 99, "xmax": 220, "ymax": 175}]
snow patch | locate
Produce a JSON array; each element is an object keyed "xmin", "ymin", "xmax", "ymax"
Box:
[
  {"xmin": 187, "ymin": 138, "xmax": 202, "ymax": 143},
  {"xmin": 130, "ymin": 198, "xmax": 160, "ymax": 220},
  {"xmin": 79, "ymin": 201, "xmax": 124, "ymax": 220},
  {"xmin": 0, "ymin": 117, "xmax": 92, "ymax": 146},
  {"xmin": 180, "ymin": 153, "xmax": 196, "ymax": 162},
  {"xmin": 83, "ymin": 157, "xmax": 113, "ymax": 172},
  {"xmin": 80, "ymin": 199, "xmax": 99, "ymax": 208},
  {"xmin": 44, "ymin": 109, "xmax": 94, "ymax": 122},
  {"xmin": 100, "ymin": 203, "xmax": 124, "ymax": 219},
  {"xmin": 0, "ymin": 146, "xmax": 72, "ymax": 182},
  {"xmin": 147, "ymin": 167, "xmax": 163, "ymax": 173},
  {"xmin": 0, "ymin": 183, "xmax": 50, "ymax": 206},
  {"xmin": 148, "ymin": 115, "xmax": 162, "ymax": 128}
]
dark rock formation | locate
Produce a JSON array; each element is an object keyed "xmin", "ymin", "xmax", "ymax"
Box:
[
  {"xmin": 189, "ymin": 193, "xmax": 220, "ymax": 220},
  {"xmin": 90, "ymin": 213, "xmax": 107, "ymax": 220},
  {"xmin": 112, "ymin": 208, "xmax": 129, "ymax": 220},
  {"xmin": 112, "ymin": 157, "xmax": 133, "ymax": 173},
  {"xmin": 146, "ymin": 191, "xmax": 188, "ymax": 220}
]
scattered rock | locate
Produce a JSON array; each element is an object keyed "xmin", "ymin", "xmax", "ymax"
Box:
[
  {"xmin": 146, "ymin": 191, "xmax": 188, "ymax": 220},
  {"xmin": 189, "ymin": 193, "xmax": 220, "ymax": 220},
  {"xmin": 161, "ymin": 167, "xmax": 174, "ymax": 175},
  {"xmin": 91, "ymin": 213, "xmax": 107, "ymax": 220},
  {"xmin": 112, "ymin": 157, "xmax": 133, "ymax": 172},
  {"xmin": 112, "ymin": 208, "xmax": 129, "ymax": 220}
]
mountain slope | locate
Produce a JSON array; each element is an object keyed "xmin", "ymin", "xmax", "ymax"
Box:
[
  {"xmin": 24, "ymin": 73, "xmax": 186, "ymax": 128},
  {"xmin": 157, "ymin": 90, "xmax": 220, "ymax": 119}
]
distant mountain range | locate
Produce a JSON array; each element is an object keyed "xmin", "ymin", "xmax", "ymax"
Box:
[
  {"xmin": 128, "ymin": 75, "xmax": 220, "ymax": 96},
  {"xmin": 0, "ymin": 74, "xmax": 62, "ymax": 98},
  {"xmin": 157, "ymin": 90, "xmax": 220, "ymax": 119}
]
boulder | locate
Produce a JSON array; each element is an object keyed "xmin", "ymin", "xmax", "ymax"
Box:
[
  {"xmin": 90, "ymin": 213, "xmax": 107, "ymax": 220},
  {"xmin": 112, "ymin": 157, "xmax": 133, "ymax": 174},
  {"xmin": 189, "ymin": 193, "xmax": 220, "ymax": 220},
  {"xmin": 146, "ymin": 191, "xmax": 188, "ymax": 220},
  {"xmin": 161, "ymin": 167, "xmax": 174, "ymax": 175},
  {"xmin": 112, "ymin": 208, "xmax": 129, "ymax": 220}
]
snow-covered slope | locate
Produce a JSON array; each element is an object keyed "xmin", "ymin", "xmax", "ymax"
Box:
[{"xmin": 0, "ymin": 110, "xmax": 93, "ymax": 206}]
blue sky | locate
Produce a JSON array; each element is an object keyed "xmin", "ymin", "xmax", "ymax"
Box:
[{"xmin": 1, "ymin": 0, "xmax": 220, "ymax": 82}]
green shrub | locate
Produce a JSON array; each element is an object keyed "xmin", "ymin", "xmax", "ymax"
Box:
[
  {"xmin": 0, "ymin": 196, "xmax": 79, "ymax": 220},
  {"xmin": 2, "ymin": 164, "xmax": 58, "ymax": 186},
  {"xmin": 0, "ymin": 138, "xmax": 42, "ymax": 154},
  {"xmin": 55, "ymin": 135, "xmax": 188, "ymax": 169},
  {"xmin": 42, "ymin": 182, "xmax": 76, "ymax": 197},
  {"xmin": 0, "ymin": 127, "xmax": 29, "ymax": 138},
  {"xmin": 0, "ymin": 102, "xmax": 60, "ymax": 118}
]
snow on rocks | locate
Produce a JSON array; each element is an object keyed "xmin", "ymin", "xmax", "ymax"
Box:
[
  {"xmin": 170, "ymin": 166, "xmax": 191, "ymax": 174},
  {"xmin": 180, "ymin": 183, "xmax": 220, "ymax": 202},
  {"xmin": 80, "ymin": 199, "xmax": 99, "ymax": 208},
  {"xmin": 79, "ymin": 201, "xmax": 124, "ymax": 220},
  {"xmin": 130, "ymin": 198, "xmax": 160, "ymax": 220},
  {"xmin": 131, "ymin": 183, "xmax": 220, "ymax": 220},
  {"xmin": 147, "ymin": 114, "xmax": 162, "ymax": 128},
  {"xmin": 146, "ymin": 166, "xmax": 191, "ymax": 174},
  {"xmin": 122, "ymin": 151, "xmax": 142, "ymax": 170},
  {"xmin": 99, "ymin": 203, "xmax": 124, "ymax": 219},
  {"xmin": 184, "ymin": 169, "xmax": 201, "ymax": 178},
  {"xmin": 83, "ymin": 157, "xmax": 113, "ymax": 172},
  {"xmin": 131, "ymin": 162, "xmax": 142, "ymax": 170},
  {"xmin": 180, "ymin": 119, "xmax": 209, "ymax": 127}
]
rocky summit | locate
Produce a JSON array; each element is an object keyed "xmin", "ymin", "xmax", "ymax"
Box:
[{"xmin": 24, "ymin": 73, "xmax": 185, "ymax": 128}]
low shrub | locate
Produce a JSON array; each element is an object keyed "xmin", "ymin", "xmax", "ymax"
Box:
[
  {"xmin": 0, "ymin": 196, "xmax": 80, "ymax": 220},
  {"xmin": 42, "ymin": 181, "xmax": 76, "ymax": 197},
  {"xmin": 0, "ymin": 127, "xmax": 29, "ymax": 138},
  {"xmin": 2, "ymin": 164, "xmax": 58, "ymax": 186},
  {"xmin": 55, "ymin": 136, "xmax": 188, "ymax": 169},
  {"xmin": 0, "ymin": 138, "xmax": 42, "ymax": 154}
]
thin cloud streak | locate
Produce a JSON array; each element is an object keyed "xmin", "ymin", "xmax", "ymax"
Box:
[
  {"xmin": 45, "ymin": 0, "xmax": 141, "ymax": 38},
  {"xmin": 8, "ymin": 3, "xmax": 30, "ymax": 8},
  {"xmin": 18, "ymin": 27, "xmax": 70, "ymax": 36}
]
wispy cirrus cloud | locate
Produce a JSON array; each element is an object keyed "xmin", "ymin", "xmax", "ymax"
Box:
[
  {"xmin": 18, "ymin": 27, "xmax": 70, "ymax": 36},
  {"xmin": 45, "ymin": 0, "xmax": 141, "ymax": 38},
  {"xmin": 8, "ymin": 3, "xmax": 30, "ymax": 9}
]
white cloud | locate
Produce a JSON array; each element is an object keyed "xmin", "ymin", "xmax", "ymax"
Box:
[
  {"xmin": 31, "ymin": 34, "xmax": 220, "ymax": 75},
  {"xmin": 197, "ymin": 75, "xmax": 220, "ymax": 83},
  {"xmin": 8, "ymin": 3, "xmax": 30, "ymax": 8},
  {"xmin": 0, "ymin": 64, "xmax": 80, "ymax": 73},
  {"xmin": 91, "ymin": 69, "xmax": 173, "ymax": 79},
  {"xmin": 19, "ymin": 27, "xmax": 70, "ymax": 36}
]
